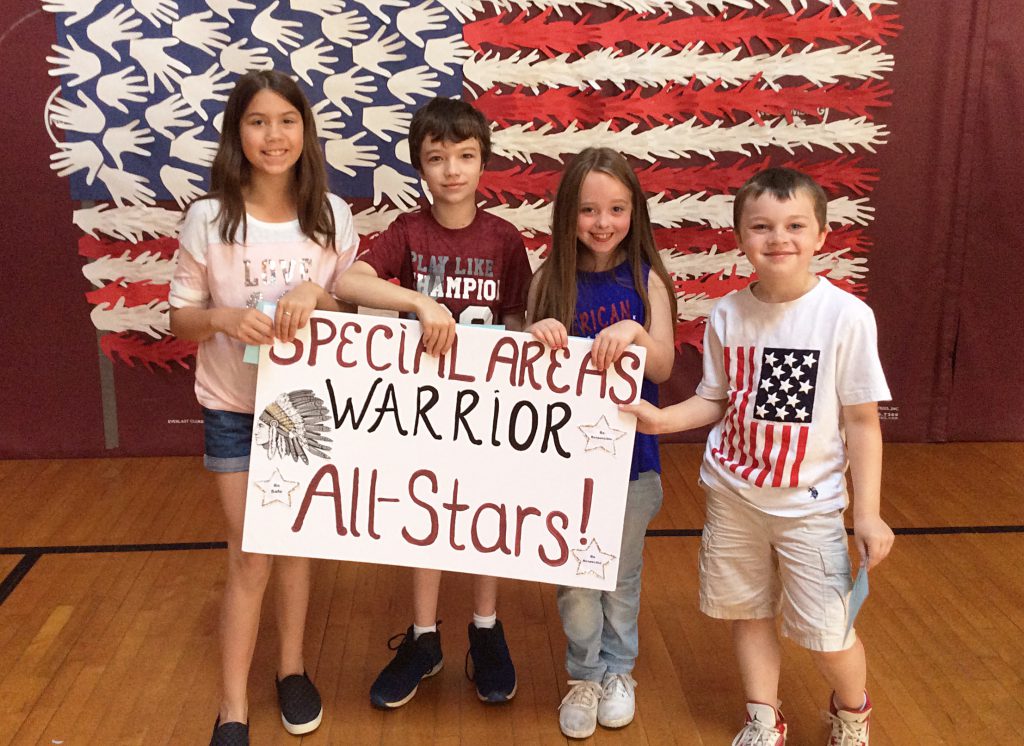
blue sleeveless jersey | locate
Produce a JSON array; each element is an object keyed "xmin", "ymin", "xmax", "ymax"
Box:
[{"xmin": 573, "ymin": 261, "xmax": 661, "ymax": 480}]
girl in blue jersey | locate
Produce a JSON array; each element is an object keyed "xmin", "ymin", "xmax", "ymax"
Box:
[{"xmin": 527, "ymin": 147, "xmax": 678, "ymax": 739}]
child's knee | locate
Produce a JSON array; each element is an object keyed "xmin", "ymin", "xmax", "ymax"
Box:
[
  {"xmin": 228, "ymin": 549, "xmax": 273, "ymax": 587},
  {"xmin": 557, "ymin": 587, "xmax": 600, "ymax": 636},
  {"xmin": 814, "ymin": 648, "xmax": 845, "ymax": 665},
  {"xmin": 275, "ymin": 553, "xmax": 309, "ymax": 573},
  {"xmin": 811, "ymin": 636, "xmax": 863, "ymax": 665}
]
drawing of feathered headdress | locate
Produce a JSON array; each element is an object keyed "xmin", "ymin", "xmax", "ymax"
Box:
[{"xmin": 257, "ymin": 389, "xmax": 332, "ymax": 465}]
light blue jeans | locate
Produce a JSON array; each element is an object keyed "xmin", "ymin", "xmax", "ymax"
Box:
[{"xmin": 557, "ymin": 471, "xmax": 663, "ymax": 681}]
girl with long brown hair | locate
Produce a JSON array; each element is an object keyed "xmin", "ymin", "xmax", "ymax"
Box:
[
  {"xmin": 168, "ymin": 70, "xmax": 358, "ymax": 746},
  {"xmin": 528, "ymin": 146, "xmax": 677, "ymax": 739}
]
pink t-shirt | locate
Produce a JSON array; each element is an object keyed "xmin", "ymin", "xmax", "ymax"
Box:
[{"xmin": 169, "ymin": 195, "xmax": 358, "ymax": 413}]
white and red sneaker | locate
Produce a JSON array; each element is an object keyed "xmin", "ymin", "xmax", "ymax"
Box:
[
  {"xmin": 827, "ymin": 691, "xmax": 872, "ymax": 746},
  {"xmin": 732, "ymin": 701, "xmax": 787, "ymax": 746}
]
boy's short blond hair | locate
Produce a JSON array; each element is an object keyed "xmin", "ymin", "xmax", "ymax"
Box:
[
  {"xmin": 733, "ymin": 167, "xmax": 828, "ymax": 233},
  {"xmin": 408, "ymin": 97, "xmax": 491, "ymax": 173}
]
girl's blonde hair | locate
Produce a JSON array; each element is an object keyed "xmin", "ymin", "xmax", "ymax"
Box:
[
  {"xmin": 204, "ymin": 70, "xmax": 336, "ymax": 249},
  {"xmin": 530, "ymin": 147, "xmax": 677, "ymax": 332}
]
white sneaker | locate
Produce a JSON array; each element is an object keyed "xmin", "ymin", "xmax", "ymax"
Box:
[
  {"xmin": 597, "ymin": 672, "xmax": 636, "ymax": 728},
  {"xmin": 827, "ymin": 692, "xmax": 871, "ymax": 746},
  {"xmin": 558, "ymin": 680, "xmax": 603, "ymax": 739},
  {"xmin": 732, "ymin": 702, "xmax": 787, "ymax": 746}
]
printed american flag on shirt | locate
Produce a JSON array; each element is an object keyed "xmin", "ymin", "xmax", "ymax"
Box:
[
  {"xmin": 711, "ymin": 346, "xmax": 820, "ymax": 489},
  {"xmin": 41, "ymin": 0, "xmax": 900, "ymax": 370}
]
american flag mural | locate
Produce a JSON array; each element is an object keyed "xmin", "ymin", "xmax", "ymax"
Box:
[
  {"xmin": 710, "ymin": 345, "xmax": 818, "ymax": 488},
  {"xmin": 41, "ymin": 0, "xmax": 900, "ymax": 371}
]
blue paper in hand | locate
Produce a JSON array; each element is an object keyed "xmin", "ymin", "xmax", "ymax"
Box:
[
  {"xmin": 243, "ymin": 302, "xmax": 276, "ymax": 365},
  {"xmin": 844, "ymin": 566, "xmax": 869, "ymax": 643}
]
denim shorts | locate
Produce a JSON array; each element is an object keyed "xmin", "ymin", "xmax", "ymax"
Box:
[{"xmin": 202, "ymin": 407, "xmax": 253, "ymax": 473}]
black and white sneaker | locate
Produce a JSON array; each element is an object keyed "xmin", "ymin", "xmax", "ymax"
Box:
[
  {"xmin": 369, "ymin": 625, "xmax": 444, "ymax": 709},
  {"xmin": 466, "ymin": 620, "xmax": 517, "ymax": 703}
]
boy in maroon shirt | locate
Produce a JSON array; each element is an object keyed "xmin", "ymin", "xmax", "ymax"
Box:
[{"xmin": 335, "ymin": 97, "xmax": 531, "ymax": 709}]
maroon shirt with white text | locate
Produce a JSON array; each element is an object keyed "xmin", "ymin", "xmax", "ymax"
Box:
[{"xmin": 362, "ymin": 208, "xmax": 531, "ymax": 326}]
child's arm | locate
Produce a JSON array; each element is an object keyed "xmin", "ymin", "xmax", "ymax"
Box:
[
  {"xmin": 524, "ymin": 268, "xmax": 569, "ymax": 348},
  {"xmin": 591, "ymin": 272, "xmax": 675, "ymax": 382},
  {"xmin": 169, "ymin": 306, "xmax": 273, "ymax": 346},
  {"xmin": 620, "ymin": 394, "xmax": 726, "ymax": 435},
  {"xmin": 502, "ymin": 311, "xmax": 526, "ymax": 332},
  {"xmin": 168, "ymin": 279, "xmax": 337, "ymax": 346},
  {"xmin": 334, "ymin": 260, "xmax": 456, "ymax": 356},
  {"xmin": 844, "ymin": 401, "xmax": 894, "ymax": 570},
  {"xmin": 274, "ymin": 281, "xmax": 342, "ymax": 342}
]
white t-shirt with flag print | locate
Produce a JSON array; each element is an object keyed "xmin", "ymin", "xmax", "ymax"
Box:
[{"xmin": 696, "ymin": 278, "xmax": 891, "ymax": 517}]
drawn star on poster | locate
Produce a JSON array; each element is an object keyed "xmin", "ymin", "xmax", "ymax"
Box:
[
  {"xmin": 254, "ymin": 468, "xmax": 300, "ymax": 508},
  {"xmin": 578, "ymin": 415, "xmax": 626, "ymax": 455},
  {"xmin": 572, "ymin": 539, "xmax": 617, "ymax": 580}
]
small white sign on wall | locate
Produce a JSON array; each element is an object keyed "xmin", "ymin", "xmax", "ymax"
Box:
[{"xmin": 243, "ymin": 311, "xmax": 645, "ymax": 591}]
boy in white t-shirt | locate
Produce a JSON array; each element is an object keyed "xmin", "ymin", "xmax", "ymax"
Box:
[{"xmin": 623, "ymin": 168, "xmax": 894, "ymax": 746}]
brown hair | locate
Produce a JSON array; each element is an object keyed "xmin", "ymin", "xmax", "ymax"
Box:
[
  {"xmin": 732, "ymin": 167, "xmax": 828, "ymax": 234},
  {"xmin": 205, "ymin": 70, "xmax": 336, "ymax": 249},
  {"xmin": 408, "ymin": 97, "xmax": 491, "ymax": 172},
  {"xmin": 529, "ymin": 147, "xmax": 677, "ymax": 333}
]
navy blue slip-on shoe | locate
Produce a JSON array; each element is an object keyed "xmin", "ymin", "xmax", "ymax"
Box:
[
  {"xmin": 276, "ymin": 671, "xmax": 323, "ymax": 735},
  {"xmin": 210, "ymin": 717, "xmax": 248, "ymax": 746}
]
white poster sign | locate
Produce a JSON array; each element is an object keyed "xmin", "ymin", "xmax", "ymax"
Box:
[{"xmin": 242, "ymin": 311, "xmax": 645, "ymax": 590}]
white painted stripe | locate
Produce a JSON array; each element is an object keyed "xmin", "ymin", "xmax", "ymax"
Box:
[
  {"xmin": 73, "ymin": 204, "xmax": 183, "ymax": 242},
  {"xmin": 465, "ymin": 43, "xmax": 894, "ymax": 90},
  {"xmin": 82, "ymin": 251, "xmax": 178, "ymax": 287},
  {"xmin": 353, "ymin": 205, "xmax": 403, "ymax": 236},
  {"xmin": 485, "ymin": 195, "xmax": 872, "ymax": 234},
  {"xmin": 89, "ymin": 297, "xmax": 170, "ymax": 338},
  {"xmin": 660, "ymin": 247, "xmax": 869, "ymax": 281},
  {"xmin": 491, "ymin": 116, "xmax": 888, "ymax": 164}
]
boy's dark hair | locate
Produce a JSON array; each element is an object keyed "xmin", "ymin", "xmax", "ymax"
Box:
[
  {"xmin": 733, "ymin": 167, "xmax": 828, "ymax": 233},
  {"xmin": 207, "ymin": 70, "xmax": 335, "ymax": 249},
  {"xmin": 408, "ymin": 97, "xmax": 491, "ymax": 172}
]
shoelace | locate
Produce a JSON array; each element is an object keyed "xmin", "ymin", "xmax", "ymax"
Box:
[
  {"xmin": 602, "ymin": 673, "xmax": 636, "ymax": 700},
  {"xmin": 386, "ymin": 631, "xmax": 409, "ymax": 651},
  {"xmin": 558, "ymin": 680, "xmax": 603, "ymax": 710},
  {"xmin": 735, "ymin": 718, "xmax": 783, "ymax": 746},
  {"xmin": 384, "ymin": 633, "xmax": 419, "ymax": 672},
  {"xmin": 827, "ymin": 711, "xmax": 869, "ymax": 746},
  {"xmin": 386, "ymin": 620, "xmax": 442, "ymax": 664}
]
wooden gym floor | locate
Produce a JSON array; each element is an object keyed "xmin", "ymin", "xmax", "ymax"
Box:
[{"xmin": 0, "ymin": 443, "xmax": 1021, "ymax": 745}]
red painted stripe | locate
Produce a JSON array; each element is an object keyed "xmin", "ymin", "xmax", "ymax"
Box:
[
  {"xmin": 723, "ymin": 347, "xmax": 745, "ymax": 464},
  {"xmin": 712, "ymin": 346, "xmax": 734, "ymax": 462},
  {"xmin": 478, "ymin": 161, "xmax": 879, "ymax": 204},
  {"xmin": 78, "ymin": 235, "xmax": 178, "ymax": 260},
  {"xmin": 100, "ymin": 333, "xmax": 195, "ymax": 371},
  {"xmin": 729, "ymin": 347, "xmax": 756, "ymax": 474},
  {"xmin": 771, "ymin": 425, "xmax": 793, "ymax": 488},
  {"xmin": 741, "ymin": 421, "xmax": 760, "ymax": 480},
  {"xmin": 754, "ymin": 424, "xmax": 775, "ymax": 487},
  {"xmin": 472, "ymin": 79, "xmax": 892, "ymax": 133},
  {"xmin": 464, "ymin": 9, "xmax": 901, "ymax": 56},
  {"xmin": 789, "ymin": 426, "xmax": 810, "ymax": 487},
  {"xmin": 86, "ymin": 280, "xmax": 169, "ymax": 308}
]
